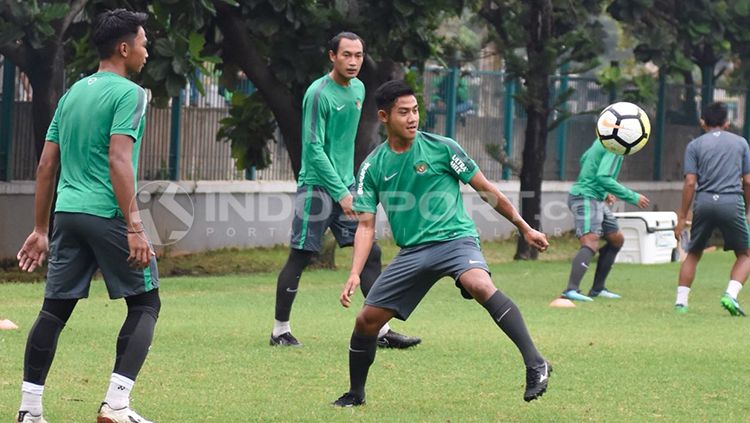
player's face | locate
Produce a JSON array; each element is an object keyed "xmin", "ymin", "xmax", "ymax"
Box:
[
  {"xmin": 124, "ymin": 27, "xmax": 148, "ymax": 74},
  {"xmin": 329, "ymin": 38, "xmax": 364, "ymax": 81},
  {"xmin": 383, "ymin": 95, "xmax": 419, "ymax": 141}
]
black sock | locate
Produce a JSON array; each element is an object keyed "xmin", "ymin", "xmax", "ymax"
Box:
[
  {"xmin": 274, "ymin": 249, "xmax": 314, "ymax": 321},
  {"xmin": 566, "ymin": 246, "xmax": 595, "ymax": 292},
  {"xmin": 482, "ymin": 290, "xmax": 543, "ymax": 366},
  {"xmin": 359, "ymin": 244, "xmax": 382, "ymax": 298},
  {"xmin": 348, "ymin": 332, "xmax": 378, "ymax": 398},
  {"xmin": 114, "ymin": 291, "xmax": 160, "ymax": 380},
  {"xmin": 592, "ymin": 243, "xmax": 621, "ymax": 293}
]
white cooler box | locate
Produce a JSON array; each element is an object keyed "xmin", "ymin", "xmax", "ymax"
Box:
[{"xmin": 613, "ymin": 211, "xmax": 678, "ymax": 264}]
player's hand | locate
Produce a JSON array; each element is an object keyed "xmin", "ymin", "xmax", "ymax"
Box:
[
  {"xmin": 340, "ymin": 273, "xmax": 360, "ymax": 308},
  {"xmin": 522, "ymin": 228, "xmax": 549, "ymax": 252},
  {"xmin": 339, "ymin": 194, "xmax": 356, "ymax": 220},
  {"xmin": 674, "ymin": 218, "xmax": 686, "ymax": 242},
  {"xmin": 605, "ymin": 194, "xmax": 616, "ymax": 206},
  {"xmin": 17, "ymin": 230, "xmax": 49, "ymax": 272},
  {"xmin": 127, "ymin": 229, "xmax": 154, "ymax": 270},
  {"xmin": 637, "ymin": 194, "xmax": 650, "ymax": 209}
]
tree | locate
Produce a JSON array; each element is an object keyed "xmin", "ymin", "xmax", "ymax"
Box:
[
  {"xmin": 0, "ymin": 0, "xmax": 91, "ymax": 159},
  {"xmin": 212, "ymin": 0, "xmax": 464, "ymax": 177},
  {"xmin": 0, "ymin": 0, "xmax": 223, "ymax": 160},
  {"xmin": 608, "ymin": 0, "xmax": 735, "ymax": 117},
  {"xmin": 479, "ymin": 0, "xmax": 606, "ymax": 259}
]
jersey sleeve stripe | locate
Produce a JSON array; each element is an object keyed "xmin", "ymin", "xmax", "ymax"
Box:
[
  {"xmin": 130, "ymin": 88, "xmax": 146, "ymax": 130},
  {"xmin": 309, "ymin": 79, "xmax": 329, "ymax": 144}
]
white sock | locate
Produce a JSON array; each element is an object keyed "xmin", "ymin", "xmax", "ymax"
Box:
[
  {"xmin": 676, "ymin": 286, "xmax": 691, "ymax": 306},
  {"xmin": 272, "ymin": 320, "xmax": 291, "ymax": 337},
  {"xmin": 726, "ymin": 280, "xmax": 743, "ymax": 299},
  {"xmin": 104, "ymin": 373, "xmax": 134, "ymax": 410},
  {"xmin": 378, "ymin": 323, "xmax": 391, "ymax": 338},
  {"xmin": 20, "ymin": 382, "xmax": 44, "ymax": 415}
]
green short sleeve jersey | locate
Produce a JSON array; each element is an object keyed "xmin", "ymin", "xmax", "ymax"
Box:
[
  {"xmin": 569, "ymin": 140, "xmax": 639, "ymax": 204},
  {"xmin": 46, "ymin": 72, "xmax": 147, "ymax": 218},
  {"xmin": 297, "ymin": 74, "xmax": 365, "ymax": 201},
  {"xmin": 354, "ymin": 131, "xmax": 480, "ymax": 247}
]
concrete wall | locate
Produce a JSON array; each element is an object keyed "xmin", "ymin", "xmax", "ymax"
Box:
[{"xmin": 0, "ymin": 180, "xmax": 683, "ymax": 259}]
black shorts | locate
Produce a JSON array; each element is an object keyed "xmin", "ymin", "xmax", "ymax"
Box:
[
  {"xmin": 364, "ymin": 237, "xmax": 490, "ymax": 320},
  {"xmin": 289, "ymin": 184, "xmax": 358, "ymax": 252},
  {"xmin": 45, "ymin": 212, "xmax": 159, "ymax": 299},
  {"xmin": 688, "ymin": 192, "xmax": 750, "ymax": 252}
]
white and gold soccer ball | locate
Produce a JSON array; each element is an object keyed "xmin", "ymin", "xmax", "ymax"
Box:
[{"xmin": 596, "ymin": 101, "xmax": 651, "ymax": 155}]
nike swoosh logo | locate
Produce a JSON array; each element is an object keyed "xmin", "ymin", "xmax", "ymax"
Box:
[
  {"xmin": 335, "ymin": 104, "xmax": 345, "ymax": 111},
  {"xmin": 384, "ymin": 172, "xmax": 398, "ymax": 181},
  {"xmin": 539, "ymin": 362, "xmax": 549, "ymax": 383},
  {"xmin": 581, "ymin": 262, "xmax": 588, "ymax": 268},
  {"xmin": 286, "ymin": 288, "xmax": 298, "ymax": 293},
  {"xmin": 600, "ymin": 119, "xmax": 621, "ymax": 129},
  {"xmin": 349, "ymin": 347, "xmax": 367, "ymax": 353},
  {"xmin": 469, "ymin": 260, "xmax": 483, "ymax": 264}
]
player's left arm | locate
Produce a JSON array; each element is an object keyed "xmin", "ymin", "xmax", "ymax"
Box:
[
  {"xmin": 469, "ymin": 171, "xmax": 548, "ymax": 252},
  {"xmin": 743, "ymin": 173, "xmax": 750, "ymax": 215},
  {"xmin": 595, "ymin": 154, "xmax": 640, "ymax": 204}
]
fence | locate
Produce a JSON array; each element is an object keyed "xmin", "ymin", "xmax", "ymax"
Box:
[{"xmin": 3, "ymin": 57, "xmax": 750, "ymax": 183}]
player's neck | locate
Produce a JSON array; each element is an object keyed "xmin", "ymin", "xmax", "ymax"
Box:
[
  {"xmin": 97, "ymin": 60, "xmax": 129, "ymax": 78},
  {"xmin": 387, "ymin": 135, "xmax": 414, "ymax": 153},
  {"xmin": 328, "ymin": 70, "xmax": 351, "ymax": 87}
]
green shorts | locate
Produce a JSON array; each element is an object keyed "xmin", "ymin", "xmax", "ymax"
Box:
[{"xmin": 45, "ymin": 212, "xmax": 159, "ymax": 299}]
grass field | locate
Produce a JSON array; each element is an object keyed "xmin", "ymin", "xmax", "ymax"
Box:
[{"xmin": 1, "ymin": 243, "xmax": 749, "ymax": 422}]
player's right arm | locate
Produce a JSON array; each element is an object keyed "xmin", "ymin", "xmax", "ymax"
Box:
[
  {"xmin": 17, "ymin": 93, "xmax": 67, "ymax": 272},
  {"xmin": 301, "ymin": 88, "xmax": 352, "ymax": 214},
  {"xmin": 17, "ymin": 142, "xmax": 59, "ymax": 272},
  {"xmin": 741, "ymin": 139, "xmax": 750, "ymax": 215},
  {"xmin": 675, "ymin": 143, "xmax": 699, "ymax": 241},
  {"xmin": 341, "ymin": 158, "xmax": 380, "ymax": 307},
  {"xmin": 340, "ymin": 212, "xmax": 376, "ymax": 308}
]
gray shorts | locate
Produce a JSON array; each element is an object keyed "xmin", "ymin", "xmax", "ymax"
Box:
[
  {"xmin": 568, "ymin": 194, "xmax": 619, "ymax": 238},
  {"xmin": 46, "ymin": 212, "xmax": 159, "ymax": 299},
  {"xmin": 688, "ymin": 192, "xmax": 750, "ymax": 252},
  {"xmin": 290, "ymin": 184, "xmax": 358, "ymax": 252},
  {"xmin": 364, "ymin": 237, "xmax": 490, "ymax": 320}
]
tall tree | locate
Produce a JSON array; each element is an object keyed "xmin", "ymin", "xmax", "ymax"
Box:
[
  {"xmin": 212, "ymin": 0, "xmax": 464, "ymax": 177},
  {"xmin": 480, "ymin": 0, "xmax": 606, "ymax": 259},
  {"xmin": 0, "ymin": 0, "xmax": 224, "ymax": 161},
  {"xmin": 609, "ymin": 0, "xmax": 734, "ymax": 116},
  {"xmin": 0, "ymin": 0, "xmax": 91, "ymax": 159}
]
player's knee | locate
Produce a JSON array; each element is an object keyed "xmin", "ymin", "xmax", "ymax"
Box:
[
  {"xmin": 354, "ymin": 310, "xmax": 383, "ymax": 335},
  {"xmin": 367, "ymin": 243, "xmax": 382, "ymax": 265},
  {"xmin": 125, "ymin": 289, "xmax": 161, "ymax": 319},
  {"xmin": 608, "ymin": 232, "xmax": 625, "ymax": 249}
]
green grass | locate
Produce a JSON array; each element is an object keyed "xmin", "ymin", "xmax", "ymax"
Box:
[{"xmin": 1, "ymin": 248, "xmax": 749, "ymax": 421}]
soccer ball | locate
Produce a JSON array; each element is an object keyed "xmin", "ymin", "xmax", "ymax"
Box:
[{"xmin": 596, "ymin": 102, "xmax": 651, "ymax": 155}]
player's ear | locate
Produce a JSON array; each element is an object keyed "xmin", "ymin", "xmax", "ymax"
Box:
[
  {"xmin": 378, "ymin": 109, "xmax": 388, "ymax": 123},
  {"xmin": 328, "ymin": 49, "xmax": 336, "ymax": 62},
  {"xmin": 699, "ymin": 118, "xmax": 706, "ymax": 130}
]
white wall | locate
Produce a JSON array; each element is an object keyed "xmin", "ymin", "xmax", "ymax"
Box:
[{"xmin": 0, "ymin": 180, "xmax": 683, "ymax": 258}]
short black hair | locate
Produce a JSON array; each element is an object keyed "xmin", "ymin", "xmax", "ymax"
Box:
[
  {"xmin": 92, "ymin": 9, "xmax": 148, "ymax": 59},
  {"xmin": 328, "ymin": 31, "xmax": 365, "ymax": 54},
  {"xmin": 701, "ymin": 102, "xmax": 728, "ymax": 127},
  {"xmin": 375, "ymin": 80, "xmax": 415, "ymax": 113}
]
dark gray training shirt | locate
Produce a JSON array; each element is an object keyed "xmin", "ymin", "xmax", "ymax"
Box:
[{"xmin": 684, "ymin": 130, "xmax": 750, "ymax": 194}]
